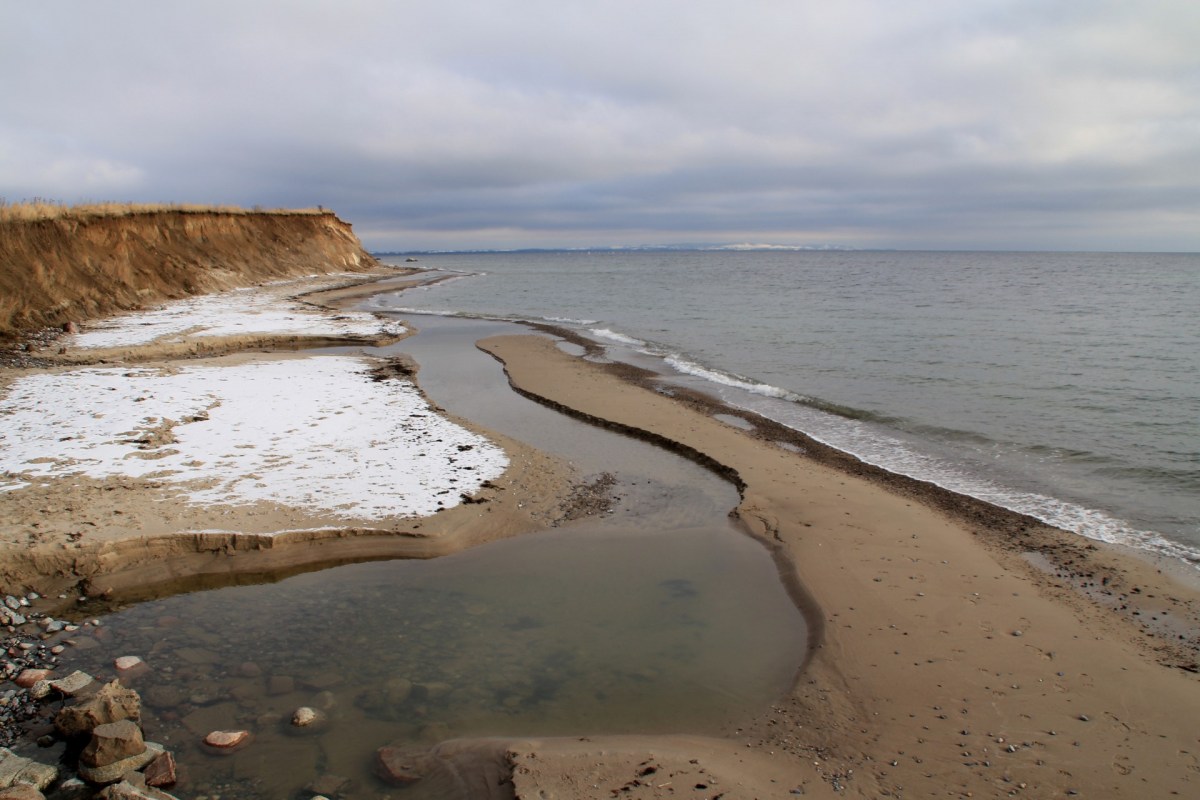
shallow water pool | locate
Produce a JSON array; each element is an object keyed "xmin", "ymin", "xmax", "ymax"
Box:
[{"xmin": 55, "ymin": 520, "xmax": 804, "ymax": 798}]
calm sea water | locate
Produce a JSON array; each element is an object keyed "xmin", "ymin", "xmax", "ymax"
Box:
[{"xmin": 373, "ymin": 250, "xmax": 1200, "ymax": 567}]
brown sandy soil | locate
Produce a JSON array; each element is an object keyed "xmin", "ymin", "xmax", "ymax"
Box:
[{"xmin": 480, "ymin": 333, "xmax": 1200, "ymax": 799}]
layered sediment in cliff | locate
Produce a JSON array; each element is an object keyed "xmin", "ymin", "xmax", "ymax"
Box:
[{"xmin": 0, "ymin": 209, "xmax": 379, "ymax": 337}]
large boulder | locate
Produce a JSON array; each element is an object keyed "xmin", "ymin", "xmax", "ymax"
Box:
[
  {"xmin": 55, "ymin": 681, "xmax": 141, "ymax": 738},
  {"xmin": 80, "ymin": 720, "xmax": 145, "ymax": 769}
]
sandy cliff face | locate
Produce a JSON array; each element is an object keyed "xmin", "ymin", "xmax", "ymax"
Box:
[{"xmin": 0, "ymin": 210, "xmax": 379, "ymax": 337}]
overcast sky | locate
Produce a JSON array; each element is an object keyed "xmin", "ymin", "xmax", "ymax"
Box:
[{"xmin": 2, "ymin": 1, "xmax": 1198, "ymax": 251}]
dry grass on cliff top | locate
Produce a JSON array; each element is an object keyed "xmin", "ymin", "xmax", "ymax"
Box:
[{"xmin": 0, "ymin": 199, "xmax": 327, "ymax": 223}]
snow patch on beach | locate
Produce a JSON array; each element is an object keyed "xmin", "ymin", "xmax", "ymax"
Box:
[
  {"xmin": 0, "ymin": 356, "xmax": 506, "ymax": 519},
  {"xmin": 70, "ymin": 282, "xmax": 404, "ymax": 349}
]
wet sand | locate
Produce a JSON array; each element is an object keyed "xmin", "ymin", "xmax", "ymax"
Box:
[{"xmin": 4, "ymin": 275, "xmax": 1200, "ymax": 798}]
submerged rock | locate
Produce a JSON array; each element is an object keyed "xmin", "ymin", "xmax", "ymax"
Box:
[
  {"xmin": 142, "ymin": 752, "xmax": 176, "ymax": 788},
  {"xmin": 376, "ymin": 745, "xmax": 434, "ymax": 786},
  {"xmin": 290, "ymin": 707, "xmax": 324, "ymax": 728},
  {"xmin": 113, "ymin": 657, "xmax": 145, "ymax": 673}
]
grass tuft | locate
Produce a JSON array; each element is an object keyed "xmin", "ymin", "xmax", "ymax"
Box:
[{"xmin": 0, "ymin": 199, "xmax": 328, "ymax": 223}]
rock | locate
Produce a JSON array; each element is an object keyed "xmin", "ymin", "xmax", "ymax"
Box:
[
  {"xmin": 81, "ymin": 720, "xmax": 145, "ymax": 768},
  {"xmin": 311, "ymin": 690, "xmax": 337, "ymax": 710},
  {"xmin": 0, "ymin": 784, "xmax": 45, "ymax": 800},
  {"xmin": 180, "ymin": 702, "xmax": 239, "ymax": 737},
  {"xmin": 375, "ymin": 745, "xmax": 434, "ymax": 786},
  {"xmin": 383, "ymin": 677, "xmax": 412, "ymax": 704},
  {"xmin": 3, "ymin": 597, "xmax": 19, "ymax": 611},
  {"xmin": 0, "ymin": 747, "xmax": 58, "ymax": 791},
  {"xmin": 237, "ymin": 662, "xmax": 262, "ymax": 678},
  {"xmin": 142, "ymin": 752, "xmax": 175, "ymax": 788},
  {"xmin": 48, "ymin": 671, "xmax": 98, "ymax": 697},
  {"xmin": 291, "ymin": 707, "xmax": 323, "ymax": 728},
  {"xmin": 266, "ymin": 675, "xmax": 295, "ymax": 696},
  {"xmin": 28, "ymin": 682, "xmax": 52, "ymax": 701},
  {"xmin": 141, "ymin": 686, "xmax": 186, "ymax": 710},
  {"xmin": 306, "ymin": 774, "xmax": 350, "ymax": 796},
  {"xmin": 53, "ymin": 778, "xmax": 91, "ymax": 800},
  {"xmin": 13, "ymin": 671, "xmax": 52, "ymax": 690},
  {"xmin": 421, "ymin": 682, "xmax": 453, "ymax": 701},
  {"xmin": 113, "ymin": 657, "xmax": 144, "ymax": 673},
  {"xmin": 300, "ymin": 672, "xmax": 343, "ymax": 691},
  {"xmin": 55, "ymin": 681, "xmax": 142, "ymax": 738},
  {"xmin": 202, "ymin": 730, "xmax": 250, "ymax": 751},
  {"xmin": 95, "ymin": 780, "xmax": 180, "ymax": 800},
  {"xmin": 78, "ymin": 743, "xmax": 162, "ymax": 786}
]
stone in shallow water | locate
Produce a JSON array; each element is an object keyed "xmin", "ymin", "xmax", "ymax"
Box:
[
  {"xmin": 306, "ymin": 774, "xmax": 350, "ymax": 796},
  {"xmin": 266, "ymin": 675, "xmax": 295, "ymax": 696},
  {"xmin": 141, "ymin": 685, "xmax": 187, "ymax": 710},
  {"xmin": 375, "ymin": 745, "xmax": 434, "ymax": 786},
  {"xmin": 290, "ymin": 707, "xmax": 323, "ymax": 727},
  {"xmin": 202, "ymin": 730, "xmax": 250, "ymax": 751},
  {"xmin": 142, "ymin": 752, "xmax": 176, "ymax": 788},
  {"xmin": 113, "ymin": 657, "xmax": 144, "ymax": 673}
]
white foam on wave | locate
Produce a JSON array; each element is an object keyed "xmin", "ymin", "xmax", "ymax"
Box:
[
  {"xmin": 717, "ymin": 387, "xmax": 1200, "ymax": 568},
  {"xmin": 545, "ymin": 316, "xmax": 599, "ymax": 326},
  {"xmin": 0, "ymin": 356, "xmax": 508, "ymax": 520},
  {"xmin": 664, "ymin": 355, "xmax": 803, "ymax": 402},
  {"xmin": 589, "ymin": 328, "xmax": 645, "ymax": 347}
]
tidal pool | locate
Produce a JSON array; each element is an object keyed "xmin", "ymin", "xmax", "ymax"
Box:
[{"xmin": 55, "ymin": 521, "xmax": 804, "ymax": 798}]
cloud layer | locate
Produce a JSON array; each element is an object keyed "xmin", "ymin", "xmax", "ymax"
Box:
[{"xmin": 3, "ymin": 1, "xmax": 1197, "ymax": 250}]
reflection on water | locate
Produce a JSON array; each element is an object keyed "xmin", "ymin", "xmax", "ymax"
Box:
[{"xmin": 58, "ymin": 522, "xmax": 804, "ymax": 799}]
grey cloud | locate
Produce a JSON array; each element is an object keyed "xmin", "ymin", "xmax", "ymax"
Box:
[{"xmin": 2, "ymin": 1, "xmax": 1197, "ymax": 251}]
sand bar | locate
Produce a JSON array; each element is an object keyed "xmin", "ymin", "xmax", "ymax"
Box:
[{"xmin": 480, "ymin": 332, "xmax": 1200, "ymax": 799}]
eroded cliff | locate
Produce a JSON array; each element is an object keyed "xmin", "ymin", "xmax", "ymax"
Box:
[{"xmin": 0, "ymin": 208, "xmax": 379, "ymax": 337}]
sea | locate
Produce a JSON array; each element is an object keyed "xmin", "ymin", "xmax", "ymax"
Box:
[{"xmin": 369, "ymin": 250, "xmax": 1200, "ymax": 570}]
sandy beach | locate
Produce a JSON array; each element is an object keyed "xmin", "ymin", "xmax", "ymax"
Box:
[{"xmin": 3, "ymin": 272, "xmax": 1199, "ymax": 799}]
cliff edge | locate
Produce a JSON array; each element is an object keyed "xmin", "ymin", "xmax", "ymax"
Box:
[{"xmin": 0, "ymin": 207, "xmax": 380, "ymax": 338}]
